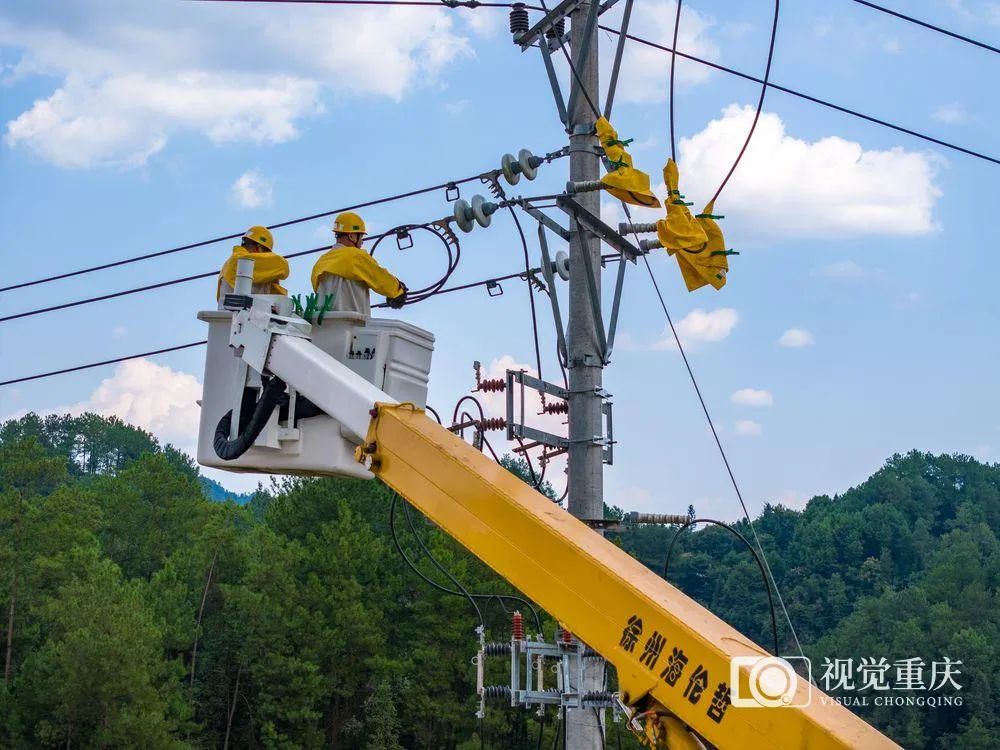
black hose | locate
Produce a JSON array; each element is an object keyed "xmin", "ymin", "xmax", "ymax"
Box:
[
  {"xmin": 663, "ymin": 517, "xmax": 780, "ymax": 655},
  {"xmin": 213, "ymin": 377, "xmax": 287, "ymax": 460}
]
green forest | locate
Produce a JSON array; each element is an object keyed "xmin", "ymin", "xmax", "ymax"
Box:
[{"xmin": 1, "ymin": 412, "xmax": 997, "ymax": 749}]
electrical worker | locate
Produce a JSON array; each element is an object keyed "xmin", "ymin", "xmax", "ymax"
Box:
[
  {"xmin": 217, "ymin": 225, "xmax": 289, "ymax": 303},
  {"xmin": 310, "ymin": 211, "xmax": 408, "ymax": 317}
]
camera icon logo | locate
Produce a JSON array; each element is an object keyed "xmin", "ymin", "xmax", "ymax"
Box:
[{"xmin": 729, "ymin": 656, "xmax": 812, "ymax": 708}]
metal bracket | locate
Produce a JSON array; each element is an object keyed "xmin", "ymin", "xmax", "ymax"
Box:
[
  {"xmin": 564, "ymin": 0, "xmax": 600, "ymax": 124},
  {"xmin": 547, "ymin": 0, "xmax": 622, "ymax": 49},
  {"xmin": 516, "ymin": 201, "xmax": 571, "ymax": 241},
  {"xmin": 536, "ymin": 224, "xmax": 568, "ymax": 366},
  {"xmin": 556, "ymin": 195, "xmax": 640, "ymax": 262},
  {"xmin": 602, "ymin": 399, "xmax": 614, "ymax": 465},
  {"xmin": 515, "ymin": 0, "xmax": 587, "ymax": 49},
  {"xmin": 506, "ymin": 370, "xmax": 568, "ymax": 449},
  {"xmin": 603, "ymin": 0, "xmax": 634, "ymax": 120},
  {"xmin": 505, "ymin": 370, "xmax": 613, "ymax": 464},
  {"xmin": 538, "ymin": 41, "xmax": 568, "ymax": 126},
  {"xmin": 605, "ymin": 249, "xmax": 627, "ymax": 360}
]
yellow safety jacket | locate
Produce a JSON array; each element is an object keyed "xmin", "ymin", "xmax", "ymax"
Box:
[
  {"xmin": 310, "ymin": 244, "xmax": 404, "ymax": 298},
  {"xmin": 217, "ymin": 246, "xmax": 289, "ymax": 298}
]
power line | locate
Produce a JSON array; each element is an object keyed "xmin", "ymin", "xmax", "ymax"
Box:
[
  {"xmin": 0, "ymin": 243, "xmax": 331, "ymax": 323},
  {"xmin": 191, "ymin": 0, "xmax": 545, "ymax": 8},
  {"xmin": 662, "ymin": 517, "xmax": 779, "ymax": 656},
  {"xmin": 850, "ymin": 0, "xmax": 1000, "ymax": 55},
  {"xmin": 0, "ymin": 267, "xmax": 539, "ymax": 386},
  {"xmin": 709, "ymin": 0, "xmax": 779, "ymax": 205},
  {"xmin": 599, "ymin": 26, "xmax": 1000, "ymax": 166},
  {"xmin": 0, "ymin": 174, "xmax": 486, "ymax": 294},
  {"xmin": 667, "ymin": 0, "xmax": 683, "ymax": 161},
  {"xmin": 639, "ymin": 252, "xmax": 808, "ymax": 663},
  {"xmin": 0, "ymin": 341, "xmax": 209, "ymax": 387},
  {"xmin": 2, "ymin": 215, "xmax": 521, "ymax": 322}
]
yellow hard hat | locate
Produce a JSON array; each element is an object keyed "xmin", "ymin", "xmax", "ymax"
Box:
[
  {"xmin": 333, "ymin": 211, "xmax": 366, "ymax": 235},
  {"xmin": 243, "ymin": 225, "xmax": 274, "ymax": 251}
]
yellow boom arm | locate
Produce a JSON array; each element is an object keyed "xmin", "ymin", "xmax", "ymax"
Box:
[{"xmin": 361, "ymin": 403, "xmax": 900, "ymax": 750}]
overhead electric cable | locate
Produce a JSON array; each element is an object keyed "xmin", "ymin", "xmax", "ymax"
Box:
[
  {"xmin": 598, "ymin": 26, "xmax": 999, "ymax": 165},
  {"xmin": 708, "ymin": 0, "xmax": 779, "ymax": 204},
  {"xmin": 667, "ymin": 0, "xmax": 683, "ymax": 160},
  {"xmin": 192, "ymin": 0, "xmax": 547, "ymax": 8},
  {"xmin": 0, "ymin": 265, "xmax": 549, "ymax": 386},
  {"xmin": 0, "ymin": 173, "xmax": 487, "ymax": 293},
  {"xmin": 639, "ymin": 252, "xmax": 807, "ymax": 663},
  {"xmin": 390, "ymin": 494, "xmax": 484, "ymax": 627},
  {"xmin": 537, "ymin": 0, "xmax": 602, "ymax": 120},
  {"xmin": 0, "ymin": 341, "xmax": 209, "ymax": 387},
  {"xmin": 662, "ymin": 517, "xmax": 779, "ymax": 655},
  {"xmin": 850, "ymin": 0, "xmax": 1000, "ymax": 55},
  {"xmin": 4, "ymin": 223, "xmax": 473, "ymax": 323}
]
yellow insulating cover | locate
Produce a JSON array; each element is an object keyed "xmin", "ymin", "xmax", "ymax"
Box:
[
  {"xmin": 310, "ymin": 244, "xmax": 404, "ymax": 298},
  {"xmin": 672, "ymin": 199, "xmax": 729, "ymax": 292},
  {"xmin": 656, "ymin": 158, "xmax": 708, "ymax": 252},
  {"xmin": 217, "ymin": 245, "xmax": 289, "ymax": 297},
  {"xmin": 595, "ymin": 117, "xmax": 661, "ymax": 208}
]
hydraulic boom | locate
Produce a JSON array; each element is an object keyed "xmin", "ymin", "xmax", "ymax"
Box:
[{"xmin": 202, "ymin": 294, "xmax": 901, "ymax": 749}]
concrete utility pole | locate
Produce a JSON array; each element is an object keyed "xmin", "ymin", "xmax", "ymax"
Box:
[{"xmin": 565, "ymin": 2, "xmax": 606, "ymax": 747}]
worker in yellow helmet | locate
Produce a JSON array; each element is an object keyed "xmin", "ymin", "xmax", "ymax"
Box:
[
  {"xmin": 217, "ymin": 225, "xmax": 289, "ymax": 303},
  {"xmin": 310, "ymin": 212, "xmax": 407, "ymax": 317}
]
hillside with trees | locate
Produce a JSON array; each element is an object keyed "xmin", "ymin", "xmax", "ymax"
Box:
[{"xmin": 0, "ymin": 412, "xmax": 996, "ymax": 748}]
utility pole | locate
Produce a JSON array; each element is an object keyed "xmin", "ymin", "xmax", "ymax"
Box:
[{"xmin": 565, "ymin": 2, "xmax": 606, "ymax": 747}]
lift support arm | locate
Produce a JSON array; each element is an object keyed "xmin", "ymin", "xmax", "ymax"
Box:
[
  {"xmin": 241, "ymin": 310, "xmax": 900, "ymax": 749},
  {"xmin": 361, "ymin": 403, "xmax": 900, "ymax": 749}
]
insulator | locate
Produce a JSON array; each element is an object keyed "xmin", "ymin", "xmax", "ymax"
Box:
[
  {"xmin": 582, "ymin": 691, "xmax": 615, "ymax": 703},
  {"xmin": 566, "ymin": 179, "xmax": 604, "ymax": 195},
  {"xmin": 639, "ymin": 238, "xmax": 663, "ymax": 252},
  {"xmin": 560, "ymin": 628, "xmax": 573, "ymax": 644},
  {"xmin": 628, "ymin": 512, "xmax": 689, "ymax": 526},
  {"xmin": 509, "ymin": 3, "xmax": 529, "ymax": 35},
  {"xmin": 480, "ymin": 417, "xmax": 506, "ymax": 432},
  {"xmin": 485, "ymin": 642, "xmax": 512, "ymax": 656},
  {"xmin": 476, "ymin": 378, "xmax": 506, "ymax": 394},
  {"xmin": 483, "ymin": 685, "xmax": 512, "ymax": 701},
  {"xmin": 619, "ymin": 221, "xmax": 658, "ymax": 235},
  {"xmin": 542, "ymin": 401, "xmax": 568, "ymax": 415},
  {"xmin": 545, "ymin": 19, "xmax": 565, "ymax": 39},
  {"xmin": 512, "ymin": 611, "xmax": 524, "ymax": 641}
]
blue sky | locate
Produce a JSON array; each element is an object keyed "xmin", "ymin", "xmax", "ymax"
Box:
[{"xmin": 0, "ymin": 0, "xmax": 997, "ymax": 519}]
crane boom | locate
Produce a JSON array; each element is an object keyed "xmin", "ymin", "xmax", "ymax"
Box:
[{"xmin": 208, "ymin": 300, "xmax": 901, "ymax": 749}]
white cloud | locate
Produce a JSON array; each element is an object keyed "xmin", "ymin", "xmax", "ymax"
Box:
[
  {"xmin": 735, "ymin": 419, "xmax": 761, "ymax": 437},
  {"xmin": 779, "ymin": 328, "xmax": 814, "ymax": 348},
  {"xmin": 231, "ymin": 170, "xmax": 274, "ymax": 209},
  {"xmin": 1, "ymin": 2, "xmax": 474, "ymax": 167},
  {"xmin": 731, "ymin": 388, "xmax": 773, "ymax": 407},
  {"xmin": 610, "ymin": 1, "xmax": 720, "ymax": 104},
  {"xmin": 882, "ymin": 38, "xmax": 901, "ymax": 54},
  {"xmin": 652, "ymin": 307, "xmax": 738, "ymax": 350},
  {"xmin": 678, "ymin": 105, "xmax": 942, "ymax": 237},
  {"xmin": 932, "ymin": 102, "xmax": 967, "ymax": 125},
  {"xmin": 61, "ymin": 359, "xmax": 202, "ymax": 453},
  {"xmin": 815, "ymin": 260, "xmax": 865, "ymax": 280}
]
